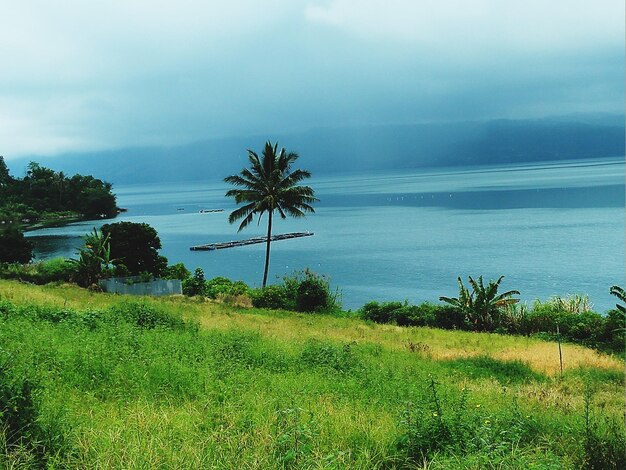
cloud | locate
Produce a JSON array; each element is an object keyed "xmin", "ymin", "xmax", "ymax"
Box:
[{"xmin": 0, "ymin": 1, "xmax": 623, "ymax": 158}]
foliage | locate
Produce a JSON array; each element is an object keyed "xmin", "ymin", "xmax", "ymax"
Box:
[
  {"xmin": 362, "ymin": 297, "xmax": 625, "ymax": 356},
  {"xmin": 0, "ymin": 160, "xmax": 117, "ymax": 225},
  {"xmin": 224, "ymin": 141, "xmax": 317, "ymax": 287},
  {"xmin": 251, "ymin": 270, "xmax": 340, "ymax": 313},
  {"xmin": 101, "ymin": 222, "xmax": 168, "ymax": 276},
  {"xmin": 396, "ymin": 376, "xmax": 543, "ymax": 463},
  {"xmin": 0, "ymin": 281, "xmax": 623, "ymax": 468},
  {"xmin": 0, "ymin": 258, "xmax": 77, "ymax": 284},
  {"xmin": 296, "ymin": 275, "xmax": 331, "ymax": 312},
  {"xmin": 251, "ymin": 285, "xmax": 289, "ymax": 310},
  {"xmin": 439, "ymin": 276, "xmax": 520, "ymax": 332},
  {"xmin": 182, "ymin": 268, "xmax": 207, "ymax": 297},
  {"xmin": 582, "ymin": 386, "xmax": 626, "ymax": 469},
  {"xmin": 609, "ymin": 285, "xmax": 625, "ymax": 313},
  {"xmin": 0, "ymin": 227, "xmax": 33, "ymax": 264},
  {"xmin": 0, "ymin": 363, "xmax": 38, "ymax": 449},
  {"xmin": 360, "ymin": 301, "xmax": 466, "ymax": 329},
  {"xmin": 205, "ymin": 277, "xmax": 249, "ymax": 299},
  {"xmin": 162, "ymin": 262, "xmax": 191, "ymax": 281},
  {"xmin": 70, "ymin": 228, "xmax": 117, "ymax": 287}
]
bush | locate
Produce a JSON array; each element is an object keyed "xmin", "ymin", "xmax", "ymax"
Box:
[
  {"xmin": 433, "ymin": 305, "xmax": 468, "ymax": 330},
  {"xmin": 0, "ymin": 258, "xmax": 77, "ymax": 285},
  {"xmin": 360, "ymin": 301, "xmax": 464, "ymax": 329},
  {"xmin": 251, "ymin": 270, "xmax": 339, "ymax": 313},
  {"xmin": 162, "ymin": 262, "xmax": 191, "ymax": 281},
  {"xmin": 360, "ymin": 301, "xmax": 404, "ymax": 323},
  {"xmin": 0, "ymin": 227, "xmax": 33, "ymax": 264},
  {"xmin": 182, "ymin": 268, "xmax": 207, "ymax": 297},
  {"xmin": 251, "ymin": 285, "xmax": 289, "ymax": 310},
  {"xmin": 296, "ymin": 276, "xmax": 330, "ymax": 312},
  {"xmin": 205, "ymin": 277, "xmax": 249, "ymax": 299},
  {"xmin": 35, "ymin": 258, "xmax": 77, "ymax": 283}
]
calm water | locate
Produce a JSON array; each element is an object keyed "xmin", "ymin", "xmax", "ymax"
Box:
[{"xmin": 27, "ymin": 158, "xmax": 625, "ymax": 311}]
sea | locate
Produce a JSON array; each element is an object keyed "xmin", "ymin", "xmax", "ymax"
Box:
[{"xmin": 26, "ymin": 157, "xmax": 625, "ymax": 312}]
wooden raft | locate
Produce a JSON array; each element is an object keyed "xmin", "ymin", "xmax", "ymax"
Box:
[{"xmin": 190, "ymin": 232, "xmax": 314, "ymax": 251}]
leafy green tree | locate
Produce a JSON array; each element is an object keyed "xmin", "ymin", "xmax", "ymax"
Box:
[
  {"xmin": 70, "ymin": 228, "xmax": 118, "ymax": 287},
  {"xmin": 440, "ymin": 276, "xmax": 520, "ymax": 332},
  {"xmin": 224, "ymin": 141, "xmax": 317, "ymax": 287},
  {"xmin": 0, "ymin": 227, "xmax": 33, "ymax": 264},
  {"xmin": 182, "ymin": 268, "xmax": 207, "ymax": 296},
  {"xmin": 0, "ymin": 156, "xmax": 12, "ymax": 188},
  {"xmin": 101, "ymin": 222, "xmax": 168, "ymax": 276}
]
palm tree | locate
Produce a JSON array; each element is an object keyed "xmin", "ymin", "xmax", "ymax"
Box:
[
  {"xmin": 224, "ymin": 141, "xmax": 317, "ymax": 287},
  {"xmin": 439, "ymin": 276, "xmax": 520, "ymax": 331}
]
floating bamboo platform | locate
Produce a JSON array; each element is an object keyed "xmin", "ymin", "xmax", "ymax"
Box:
[{"xmin": 190, "ymin": 232, "xmax": 314, "ymax": 251}]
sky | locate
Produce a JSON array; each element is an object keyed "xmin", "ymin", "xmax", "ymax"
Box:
[{"xmin": 1, "ymin": 0, "xmax": 624, "ymax": 158}]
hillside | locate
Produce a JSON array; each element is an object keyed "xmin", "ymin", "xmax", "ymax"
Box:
[
  {"xmin": 0, "ymin": 280, "xmax": 624, "ymax": 468},
  {"xmin": 7, "ymin": 115, "xmax": 625, "ymax": 185}
]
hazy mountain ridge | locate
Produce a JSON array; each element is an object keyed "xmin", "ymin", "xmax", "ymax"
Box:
[{"xmin": 8, "ymin": 116, "xmax": 624, "ymax": 185}]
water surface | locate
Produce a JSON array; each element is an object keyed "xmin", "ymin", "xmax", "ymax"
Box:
[{"xmin": 27, "ymin": 158, "xmax": 625, "ymax": 311}]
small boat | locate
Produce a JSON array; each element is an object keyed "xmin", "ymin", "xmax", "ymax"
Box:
[{"xmin": 199, "ymin": 209, "xmax": 225, "ymax": 213}]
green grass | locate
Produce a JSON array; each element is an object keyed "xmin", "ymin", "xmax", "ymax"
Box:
[{"xmin": 0, "ymin": 280, "xmax": 624, "ymax": 468}]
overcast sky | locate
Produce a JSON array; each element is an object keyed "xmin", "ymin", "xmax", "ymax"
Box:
[{"xmin": 1, "ymin": 0, "xmax": 624, "ymax": 158}]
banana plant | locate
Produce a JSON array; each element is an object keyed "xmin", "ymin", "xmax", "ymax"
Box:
[
  {"xmin": 440, "ymin": 276, "xmax": 520, "ymax": 332},
  {"xmin": 71, "ymin": 228, "xmax": 120, "ymax": 286},
  {"xmin": 609, "ymin": 285, "xmax": 625, "ymax": 313}
]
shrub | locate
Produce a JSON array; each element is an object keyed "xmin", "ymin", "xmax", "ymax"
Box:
[
  {"xmin": 296, "ymin": 276, "xmax": 329, "ymax": 312},
  {"xmin": 360, "ymin": 302, "xmax": 461, "ymax": 329},
  {"xmin": 35, "ymin": 258, "xmax": 77, "ymax": 283},
  {"xmin": 0, "ymin": 258, "xmax": 76, "ymax": 285},
  {"xmin": 360, "ymin": 301, "xmax": 404, "ymax": 324},
  {"xmin": 433, "ymin": 304, "xmax": 468, "ymax": 330},
  {"xmin": 251, "ymin": 270, "xmax": 339, "ymax": 313},
  {"xmin": 251, "ymin": 285, "xmax": 289, "ymax": 310},
  {"xmin": 182, "ymin": 268, "xmax": 207, "ymax": 297},
  {"xmin": 205, "ymin": 277, "xmax": 249, "ymax": 299},
  {"xmin": 0, "ymin": 227, "xmax": 33, "ymax": 264},
  {"xmin": 162, "ymin": 262, "xmax": 191, "ymax": 281}
]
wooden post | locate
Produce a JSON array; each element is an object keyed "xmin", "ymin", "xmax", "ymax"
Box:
[{"xmin": 556, "ymin": 323, "xmax": 563, "ymax": 377}]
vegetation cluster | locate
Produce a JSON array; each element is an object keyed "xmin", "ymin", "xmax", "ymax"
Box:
[
  {"xmin": 0, "ymin": 158, "xmax": 117, "ymax": 226},
  {"xmin": 0, "ymin": 281, "xmax": 623, "ymax": 468},
  {"xmin": 361, "ymin": 277, "xmax": 625, "ymax": 356},
  {"xmin": 0, "ymin": 158, "xmax": 118, "ymax": 264}
]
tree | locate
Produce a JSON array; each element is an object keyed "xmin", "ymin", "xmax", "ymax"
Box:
[
  {"xmin": 224, "ymin": 141, "xmax": 317, "ymax": 287},
  {"xmin": 70, "ymin": 228, "xmax": 117, "ymax": 287},
  {"xmin": 101, "ymin": 222, "xmax": 168, "ymax": 276},
  {"xmin": 0, "ymin": 156, "xmax": 12, "ymax": 188},
  {"xmin": 0, "ymin": 227, "xmax": 33, "ymax": 264},
  {"xmin": 439, "ymin": 276, "xmax": 520, "ymax": 331}
]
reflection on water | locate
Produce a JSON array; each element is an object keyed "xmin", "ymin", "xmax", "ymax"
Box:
[{"xmin": 26, "ymin": 158, "xmax": 625, "ymax": 311}]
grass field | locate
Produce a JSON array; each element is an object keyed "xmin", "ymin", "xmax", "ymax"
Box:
[{"xmin": 0, "ymin": 279, "xmax": 624, "ymax": 468}]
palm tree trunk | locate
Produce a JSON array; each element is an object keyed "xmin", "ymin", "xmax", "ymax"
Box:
[{"xmin": 262, "ymin": 210, "xmax": 273, "ymax": 287}]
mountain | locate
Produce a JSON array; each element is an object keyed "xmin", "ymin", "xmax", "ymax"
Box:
[{"xmin": 8, "ymin": 115, "xmax": 624, "ymax": 185}]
